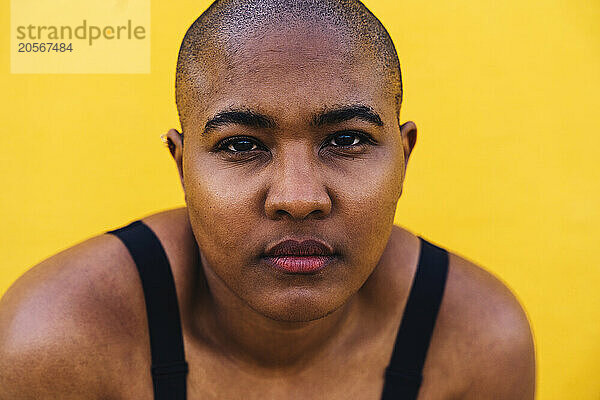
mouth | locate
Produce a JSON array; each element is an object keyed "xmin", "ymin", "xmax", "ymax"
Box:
[
  {"xmin": 262, "ymin": 255, "xmax": 336, "ymax": 274},
  {"xmin": 262, "ymin": 239, "xmax": 337, "ymax": 274}
]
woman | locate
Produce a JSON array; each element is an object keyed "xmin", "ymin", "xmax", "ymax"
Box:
[{"xmin": 0, "ymin": 0, "xmax": 535, "ymax": 398}]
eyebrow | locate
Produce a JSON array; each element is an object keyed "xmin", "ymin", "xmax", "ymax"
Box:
[
  {"xmin": 311, "ymin": 105, "xmax": 384, "ymax": 128},
  {"xmin": 202, "ymin": 104, "xmax": 383, "ymax": 135},
  {"xmin": 203, "ymin": 109, "xmax": 276, "ymax": 135}
]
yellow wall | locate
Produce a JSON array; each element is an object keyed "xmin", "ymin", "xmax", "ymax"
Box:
[{"xmin": 1, "ymin": 0, "xmax": 598, "ymax": 398}]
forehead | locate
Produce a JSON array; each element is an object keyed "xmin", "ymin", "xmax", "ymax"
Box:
[{"xmin": 188, "ymin": 21, "xmax": 395, "ymax": 126}]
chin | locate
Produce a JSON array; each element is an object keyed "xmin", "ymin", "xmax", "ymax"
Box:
[{"xmin": 248, "ymin": 289, "xmax": 347, "ymax": 323}]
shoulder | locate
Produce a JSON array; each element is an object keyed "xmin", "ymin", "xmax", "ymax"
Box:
[
  {"xmin": 0, "ymin": 232, "xmax": 138, "ymax": 397},
  {"xmin": 427, "ymin": 237, "xmax": 536, "ymax": 399},
  {"xmin": 0, "ymin": 208, "xmax": 192, "ymax": 398},
  {"xmin": 367, "ymin": 227, "xmax": 535, "ymax": 398}
]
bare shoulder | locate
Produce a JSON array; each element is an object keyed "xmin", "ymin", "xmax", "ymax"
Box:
[
  {"xmin": 431, "ymin": 240, "xmax": 536, "ymax": 399},
  {"xmin": 383, "ymin": 226, "xmax": 535, "ymax": 399},
  {"xmin": 0, "ymin": 207, "xmax": 193, "ymax": 399}
]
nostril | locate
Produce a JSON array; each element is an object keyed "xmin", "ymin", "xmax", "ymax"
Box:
[
  {"xmin": 275, "ymin": 209, "xmax": 291, "ymax": 218},
  {"xmin": 270, "ymin": 201, "xmax": 330, "ymax": 221}
]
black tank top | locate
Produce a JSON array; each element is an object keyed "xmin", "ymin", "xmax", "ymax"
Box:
[{"xmin": 107, "ymin": 220, "xmax": 448, "ymax": 400}]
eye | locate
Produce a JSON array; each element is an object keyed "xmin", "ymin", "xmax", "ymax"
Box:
[
  {"xmin": 217, "ymin": 137, "xmax": 262, "ymax": 153},
  {"xmin": 227, "ymin": 139, "xmax": 257, "ymax": 152},
  {"xmin": 330, "ymin": 133, "xmax": 360, "ymax": 147},
  {"xmin": 328, "ymin": 132, "xmax": 370, "ymax": 147}
]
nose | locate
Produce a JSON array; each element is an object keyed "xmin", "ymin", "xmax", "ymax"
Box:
[{"xmin": 264, "ymin": 147, "xmax": 332, "ymax": 220}]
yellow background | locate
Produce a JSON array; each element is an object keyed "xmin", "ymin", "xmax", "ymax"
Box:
[{"xmin": 1, "ymin": 0, "xmax": 598, "ymax": 398}]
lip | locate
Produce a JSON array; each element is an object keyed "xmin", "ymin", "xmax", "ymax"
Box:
[{"xmin": 262, "ymin": 239, "xmax": 336, "ymax": 274}]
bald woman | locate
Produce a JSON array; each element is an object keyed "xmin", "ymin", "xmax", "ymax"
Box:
[{"xmin": 0, "ymin": 1, "xmax": 535, "ymax": 399}]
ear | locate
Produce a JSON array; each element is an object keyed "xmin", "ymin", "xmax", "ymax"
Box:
[
  {"xmin": 164, "ymin": 128, "xmax": 185, "ymax": 190},
  {"xmin": 399, "ymin": 121, "xmax": 417, "ymax": 166}
]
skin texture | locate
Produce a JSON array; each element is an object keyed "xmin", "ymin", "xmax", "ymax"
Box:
[{"xmin": 0, "ymin": 11, "xmax": 535, "ymax": 400}]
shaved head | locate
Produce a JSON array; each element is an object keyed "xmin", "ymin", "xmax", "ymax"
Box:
[{"xmin": 175, "ymin": 0, "xmax": 403, "ymax": 132}]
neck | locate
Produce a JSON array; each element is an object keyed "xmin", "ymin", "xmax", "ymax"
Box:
[{"xmin": 193, "ymin": 259, "xmax": 359, "ymax": 374}]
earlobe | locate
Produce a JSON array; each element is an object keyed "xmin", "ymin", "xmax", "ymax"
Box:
[
  {"xmin": 400, "ymin": 121, "xmax": 417, "ymax": 162},
  {"xmin": 164, "ymin": 128, "xmax": 183, "ymax": 157},
  {"xmin": 164, "ymin": 128, "xmax": 185, "ymax": 189}
]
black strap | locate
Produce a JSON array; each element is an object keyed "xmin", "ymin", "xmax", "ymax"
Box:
[
  {"xmin": 107, "ymin": 220, "xmax": 188, "ymax": 400},
  {"xmin": 381, "ymin": 237, "xmax": 449, "ymax": 400}
]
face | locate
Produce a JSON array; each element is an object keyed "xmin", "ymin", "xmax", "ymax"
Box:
[{"xmin": 172, "ymin": 23, "xmax": 416, "ymax": 322}]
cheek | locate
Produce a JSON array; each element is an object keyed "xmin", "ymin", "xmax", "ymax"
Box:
[
  {"xmin": 183, "ymin": 154, "xmax": 264, "ymax": 256},
  {"xmin": 329, "ymin": 153, "xmax": 404, "ymax": 262},
  {"xmin": 335, "ymin": 147, "xmax": 403, "ymax": 215}
]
